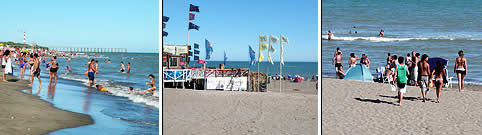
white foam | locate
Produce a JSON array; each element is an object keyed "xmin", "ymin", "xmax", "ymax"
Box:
[{"xmin": 322, "ymin": 35, "xmax": 427, "ymax": 42}]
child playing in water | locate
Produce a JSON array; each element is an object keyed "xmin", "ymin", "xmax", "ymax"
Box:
[
  {"xmin": 137, "ymin": 74, "xmax": 156, "ymax": 96},
  {"xmin": 96, "ymin": 85, "xmax": 108, "ymax": 91}
]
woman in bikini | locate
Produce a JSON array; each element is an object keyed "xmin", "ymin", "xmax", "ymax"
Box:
[
  {"xmin": 454, "ymin": 50, "xmax": 467, "ymax": 92},
  {"xmin": 19, "ymin": 52, "xmax": 27, "ymax": 80},
  {"xmin": 432, "ymin": 61, "xmax": 446, "ymax": 103},
  {"xmin": 48, "ymin": 56, "xmax": 59, "ymax": 84}
]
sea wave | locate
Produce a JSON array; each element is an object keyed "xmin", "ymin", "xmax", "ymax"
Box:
[
  {"xmin": 321, "ymin": 35, "xmax": 482, "ymax": 42},
  {"xmin": 57, "ymin": 76, "xmax": 159, "ymax": 108}
]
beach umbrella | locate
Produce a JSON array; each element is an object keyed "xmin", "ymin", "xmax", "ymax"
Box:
[
  {"xmin": 197, "ymin": 60, "xmax": 207, "ymax": 64},
  {"xmin": 426, "ymin": 57, "xmax": 448, "ymax": 72}
]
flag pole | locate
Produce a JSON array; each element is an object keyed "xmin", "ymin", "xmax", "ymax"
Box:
[
  {"xmin": 279, "ymin": 34, "xmax": 282, "ymax": 93},
  {"xmin": 257, "ymin": 36, "xmax": 260, "ymax": 92},
  {"xmin": 267, "ymin": 36, "xmax": 270, "ymax": 92}
]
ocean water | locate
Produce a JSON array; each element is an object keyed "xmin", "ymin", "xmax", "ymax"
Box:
[
  {"xmin": 14, "ymin": 53, "xmax": 159, "ymax": 134},
  {"xmin": 187, "ymin": 61, "xmax": 318, "ymax": 78},
  {"xmin": 322, "ymin": 0, "xmax": 482, "ymax": 85}
]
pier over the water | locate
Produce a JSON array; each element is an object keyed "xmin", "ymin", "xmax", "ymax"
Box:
[{"xmin": 49, "ymin": 47, "xmax": 127, "ymax": 53}]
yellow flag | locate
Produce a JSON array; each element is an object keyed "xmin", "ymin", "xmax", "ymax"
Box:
[
  {"xmin": 259, "ymin": 35, "xmax": 267, "ymax": 42},
  {"xmin": 259, "ymin": 43, "xmax": 268, "ymax": 50},
  {"xmin": 0, "ymin": 43, "xmax": 3, "ymax": 46},
  {"xmin": 258, "ymin": 51, "xmax": 264, "ymax": 62}
]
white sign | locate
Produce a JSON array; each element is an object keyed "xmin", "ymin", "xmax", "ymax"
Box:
[
  {"xmin": 207, "ymin": 77, "xmax": 248, "ymax": 91},
  {"xmin": 175, "ymin": 46, "xmax": 188, "ymax": 55},
  {"xmin": 163, "ymin": 46, "xmax": 176, "ymax": 54}
]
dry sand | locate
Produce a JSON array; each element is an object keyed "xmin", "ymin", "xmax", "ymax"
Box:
[
  {"xmin": 163, "ymin": 80, "xmax": 318, "ymax": 135},
  {"xmin": 0, "ymin": 75, "xmax": 93, "ymax": 135},
  {"xmin": 322, "ymin": 78, "xmax": 482, "ymax": 135}
]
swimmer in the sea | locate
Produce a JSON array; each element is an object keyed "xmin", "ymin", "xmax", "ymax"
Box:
[
  {"xmin": 328, "ymin": 30, "xmax": 332, "ymax": 40},
  {"xmin": 137, "ymin": 74, "xmax": 156, "ymax": 96},
  {"xmin": 95, "ymin": 85, "xmax": 108, "ymax": 92},
  {"xmin": 126, "ymin": 62, "xmax": 131, "ymax": 73},
  {"xmin": 379, "ymin": 29, "xmax": 384, "ymax": 37},
  {"xmin": 66, "ymin": 66, "xmax": 72, "ymax": 73},
  {"xmin": 128, "ymin": 87, "xmax": 134, "ymax": 94},
  {"xmin": 120, "ymin": 62, "xmax": 125, "ymax": 72}
]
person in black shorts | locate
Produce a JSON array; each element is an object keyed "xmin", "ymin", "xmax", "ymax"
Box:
[
  {"xmin": 48, "ymin": 56, "xmax": 59, "ymax": 84},
  {"xmin": 29, "ymin": 53, "xmax": 42, "ymax": 88}
]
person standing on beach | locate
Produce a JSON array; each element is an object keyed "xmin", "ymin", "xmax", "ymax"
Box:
[
  {"xmin": 393, "ymin": 57, "xmax": 409, "ymax": 105},
  {"xmin": 361, "ymin": 54, "xmax": 370, "ymax": 68},
  {"xmin": 432, "ymin": 61, "xmax": 446, "ymax": 103},
  {"xmin": 18, "ymin": 52, "xmax": 27, "ymax": 80},
  {"xmin": 47, "ymin": 56, "xmax": 59, "ymax": 84},
  {"xmin": 27, "ymin": 54, "xmax": 35, "ymax": 82},
  {"xmin": 386, "ymin": 53, "xmax": 392, "ymax": 65},
  {"xmin": 332, "ymin": 50, "xmax": 343, "ymax": 76},
  {"xmin": 418, "ymin": 54, "xmax": 431, "ymax": 102},
  {"xmin": 336, "ymin": 65, "xmax": 346, "ymax": 79},
  {"xmin": 328, "ymin": 31, "xmax": 332, "ymax": 40},
  {"xmin": 454, "ymin": 50, "xmax": 467, "ymax": 92},
  {"xmin": 87, "ymin": 59, "xmax": 97, "ymax": 87},
  {"xmin": 2, "ymin": 50, "xmax": 9, "ymax": 82},
  {"xmin": 29, "ymin": 54, "xmax": 41, "ymax": 88},
  {"xmin": 349, "ymin": 53, "xmax": 360, "ymax": 68},
  {"xmin": 411, "ymin": 52, "xmax": 420, "ymax": 86}
]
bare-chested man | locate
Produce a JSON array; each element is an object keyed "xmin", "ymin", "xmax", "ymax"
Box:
[
  {"xmin": 454, "ymin": 50, "xmax": 467, "ymax": 92},
  {"xmin": 87, "ymin": 59, "xmax": 97, "ymax": 87},
  {"xmin": 332, "ymin": 49, "xmax": 343, "ymax": 77},
  {"xmin": 418, "ymin": 54, "xmax": 431, "ymax": 102}
]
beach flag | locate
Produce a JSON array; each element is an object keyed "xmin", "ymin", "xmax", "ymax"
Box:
[
  {"xmin": 163, "ymin": 31, "xmax": 168, "ymax": 37},
  {"xmin": 194, "ymin": 43, "xmax": 199, "ymax": 49},
  {"xmin": 259, "ymin": 43, "xmax": 268, "ymax": 50},
  {"xmin": 258, "ymin": 51, "xmax": 264, "ymax": 62},
  {"xmin": 194, "ymin": 50, "xmax": 200, "ymax": 54},
  {"xmin": 249, "ymin": 45, "xmax": 256, "ymax": 66},
  {"xmin": 269, "ymin": 44, "xmax": 276, "ymax": 53},
  {"xmin": 163, "ymin": 23, "xmax": 166, "ymax": 29},
  {"xmin": 194, "ymin": 56, "xmax": 199, "ymax": 60},
  {"xmin": 270, "ymin": 35, "xmax": 278, "ymax": 44},
  {"xmin": 259, "ymin": 35, "xmax": 267, "ymax": 42},
  {"xmin": 205, "ymin": 39, "xmax": 213, "ymax": 60},
  {"xmin": 189, "ymin": 13, "xmax": 196, "ymax": 20},
  {"xmin": 162, "ymin": 16, "xmax": 170, "ymax": 22},
  {"xmin": 189, "ymin": 22, "xmax": 200, "ymax": 30},
  {"xmin": 281, "ymin": 35, "xmax": 289, "ymax": 43},
  {"xmin": 280, "ymin": 43, "xmax": 284, "ymax": 65},
  {"xmin": 224, "ymin": 51, "xmax": 227, "ymax": 65},
  {"xmin": 190, "ymin": 4, "xmax": 200, "ymax": 12},
  {"xmin": 268, "ymin": 53, "xmax": 274, "ymax": 64}
]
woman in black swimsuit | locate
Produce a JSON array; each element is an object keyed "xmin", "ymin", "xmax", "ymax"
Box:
[
  {"xmin": 48, "ymin": 56, "xmax": 59, "ymax": 84},
  {"xmin": 27, "ymin": 54, "xmax": 35, "ymax": 82}
]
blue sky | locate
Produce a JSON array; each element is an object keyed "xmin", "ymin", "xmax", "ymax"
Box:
[
  {"xmin": 1, "ymin": 0, "xmax": 158, "ymax": 53},
  {"xmin": 163, "ymin": 0, "xmax": 318, "ymax": 62}
]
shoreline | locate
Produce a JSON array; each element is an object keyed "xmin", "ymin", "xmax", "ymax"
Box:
[
  {"xmin": 322, "ymin": 78, "xmax": 482, "ymax": 134},
  {"xmin": 0, "ymin": 75, "xmax": 93, "ymax": 135}
]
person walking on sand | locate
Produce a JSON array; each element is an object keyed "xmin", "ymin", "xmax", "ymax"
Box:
[
  {"xmin": 328, "ymin": 31, "xmax": 332, "ymax": 40},
  {"xmin": 393, "ymin": 57, "xmax": 409, "ymax": 106},
  {"xmin": 137, "ymin": 74, "xmax": 156, "ymax": 96},
  {"xmin": 349, "ymin": 53, "xmax": 360, "ymax": 68},
  {"xmin": 87, "ymin": 59, "xmax": 97, "ymax": 87},
  {"xmin": 418, "ymin": 54, "xmax": 431, "ymax": 102},
  {"xmin": 432, "ymin": 61, "xmax": 446, "ymax": 103},
  {"xmin": 29, "ymin": 54, "xmax": 41, "ymax": 88},
  {"xmin": 454, "ymin": 50, "xmax": 467, "ymax": 92}
]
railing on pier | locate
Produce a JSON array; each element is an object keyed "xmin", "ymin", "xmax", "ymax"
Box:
[{"xmin": 48, "ymin": 47, "xmax": 128, "ymax": 53}]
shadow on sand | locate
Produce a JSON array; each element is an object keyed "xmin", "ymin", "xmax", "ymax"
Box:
[{"xmin": 354, "ymin": 98, "xmax": 396, "ymax": 105}]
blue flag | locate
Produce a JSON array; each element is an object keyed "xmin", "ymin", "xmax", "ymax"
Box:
[
  {"xmin": 162, "ymin": 31, "xmax": 168, "ymax": 37},
  {"xmin": 162, "ymin": 16, "xmax": 170, "ymax": 22},
  {"xmin": 224, "ymin": 51, "xmax": 227, "ymax": 65},
  {"xmin": 205, "ymin": 39, "xmax": 213, "ymax": 60},
  {"xmin": 249, "ymin": 45, "xmax": 256, "ymax": 66},
  {"xmin": 188, "ymin": 22, "xmax": 200, "ymax": 30},
  {"xmin": 194, "ymin": 43, "xmax": 199, "ymax": 49},
  {"xmin": 189, "ymin": 4, "xmax": 200, "ymax": 12}
]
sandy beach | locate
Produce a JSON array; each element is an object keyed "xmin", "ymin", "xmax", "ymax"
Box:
[
  {"xmin": 322, "ymin": 78, "xmax": 482, "ymax": 134},
  {"xmin": 0, "ymin": 75, "xmax": 93, "ymax": 135},
  {"xmin": 163, "ymin": 80, "xmax": 318, "ymax": 135}
]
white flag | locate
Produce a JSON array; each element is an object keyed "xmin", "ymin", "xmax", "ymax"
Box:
[
  {"xmin": 259, "ymin": 35, "xmax": 267, "ymax": 42},
  {"xmin": 269, "ymin": 35, "xmax": 278, "ymax": 44},
  {"xmin": 281, "ymin": 35, "xmax": 288, "ymax": 44},
  {"xmin": 280, "ymin": 44, "xmax": 284, "ymax": 65},
  {"xmin": 268, "ymin": 52, "xmax": 274, "ymax": 64},
  {"xmin": 269, "ymin": 44, "xmax": 276, "ymax": 53}
]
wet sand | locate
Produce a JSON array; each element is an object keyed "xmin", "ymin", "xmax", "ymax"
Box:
[
  {"xmin": 163, "ymin": 80, "xmax": 318, "ymax": 135},
  {"xmin": 0, "ymin": 75, "xmax": 93, "ymax": 135},
  {"xmin": 322, "ymin": 78, "xmax": 482, "ymax": 135}
]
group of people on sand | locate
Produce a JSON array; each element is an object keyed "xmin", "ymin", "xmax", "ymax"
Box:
[
  {"xmin": 332, "ymin": 48, "xmax": 371, "ymax": 79},
  {"xmin": 326, "ymin": 29, "xmax": 385, "ymax": 40},
  {"xmin": 1, "ymin": 48, "xmax": 61, "ymax": 88},
  {"xmin": 333, "ymin": 47, "xmax": 468, "ymax": 105}
]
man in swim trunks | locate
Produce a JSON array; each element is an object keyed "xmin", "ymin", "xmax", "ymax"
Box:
[
  {"xmin": 328, "ymin": 30, "xmax": 332, "ymax": 40},
  {"xmin": 137, "ymin": 74, "xmax": 156, "ymax": 96},
  {"xmin": 454, "ymin": 50, "xmax": 467, "ymax": 92},
  {"xmin": 332, "ymin": 50, "xmax": 343, "ymax": 77},
  {"xmin": 87, "ymin": 59, "xmax": 97, "ymax": 87},
  {"xmin": 418, "ymin": 54, "xmax": 431, "ymax": 102},
  {"xmin": 411, "ymin": 52, "xmax": 420, "ymax": 86},
  {"xmin": 29, "ymin": 53, "xmax": 42, "ymax": 88}
]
